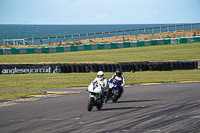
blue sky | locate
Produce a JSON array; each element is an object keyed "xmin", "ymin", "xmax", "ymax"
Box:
[{"xmin": 0, "ymin": 0, "xmax": 199, "ymax": 24}]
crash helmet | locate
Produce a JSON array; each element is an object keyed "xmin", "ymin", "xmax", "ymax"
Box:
[
  {"xmin": 116, "ymin": 68, "xmax": 122, "ymax": 76},
  {"xmin": 97, "ymin": 71, "xmax": 104, "ymax": 80}
]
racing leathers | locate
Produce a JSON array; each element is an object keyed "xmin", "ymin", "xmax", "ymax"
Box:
[
  {"xmin": 111, "ymin": 73, "xmax": 125, "ymax": 96},
  {"xmin": 91, "ymin": 77, "xmax": 108, "ymax": 102}
]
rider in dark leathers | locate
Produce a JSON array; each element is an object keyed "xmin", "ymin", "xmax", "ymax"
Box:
[{"xmin": 111, "ymin": 68, "xmax": 125, "ymax": 98}]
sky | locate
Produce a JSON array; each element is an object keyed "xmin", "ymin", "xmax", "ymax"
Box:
[{"xmin": 0, "ymin": 0, "xmax": 200, "ymax": 24}]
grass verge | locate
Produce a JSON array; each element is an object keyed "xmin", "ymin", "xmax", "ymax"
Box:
[
  {"xmin": 0, "ymin": 70, "xmax": 199, "ymax": 89},
  {"xmin": 0, "ymin": 42, "xmax": 200, "ymax": 64},
  {"xmin": 0, "ymin": 90, "xmax": 46, "ymax": 100}
]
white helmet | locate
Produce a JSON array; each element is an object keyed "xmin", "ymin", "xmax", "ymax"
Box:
[{"xmin": 97, "ymin": 71, "xmax": 104, "ymax": 80}]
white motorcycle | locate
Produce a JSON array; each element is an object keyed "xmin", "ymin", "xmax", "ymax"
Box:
[{"xmin": 87, "ymin": 83, "xmax": 104, "ymax": 111}]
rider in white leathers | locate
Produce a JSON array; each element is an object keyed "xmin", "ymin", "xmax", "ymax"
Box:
[
  {"xmin": 91, "ymin": 71, "xmax": 108, "ymax": 103},
  {"xmin": 91, "ymin": 71, "xmax": 108, "ymax": 92}
]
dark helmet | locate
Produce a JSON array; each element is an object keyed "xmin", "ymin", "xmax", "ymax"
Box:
[{"xmin": 116, "ymin": 68, "xmax": 122, "ymax": 76}]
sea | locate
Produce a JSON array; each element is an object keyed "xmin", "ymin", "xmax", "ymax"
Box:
[{"xmin": 0, "ymin": 24, "xmax": 199, "ymax": 45}]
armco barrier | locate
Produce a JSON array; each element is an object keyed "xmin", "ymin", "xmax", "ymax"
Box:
[
  {"xmin": 0, "ymin": 36, "xmax": 200, "ymax": 55},
  {"xmin": 0, "ymin": 61, "xmax": 198, "ymax": 74}
]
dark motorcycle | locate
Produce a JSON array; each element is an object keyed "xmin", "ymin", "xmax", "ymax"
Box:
[{"xmin": 106, "ymin": 79, "xmax": 122, "ymax": 103}]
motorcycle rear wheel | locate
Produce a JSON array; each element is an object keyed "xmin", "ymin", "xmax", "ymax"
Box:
[{"xmin": 112, "ymin": 97, "xmax": 118, "ymax": 103}]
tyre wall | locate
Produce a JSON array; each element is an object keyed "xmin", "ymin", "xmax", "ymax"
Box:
[{"xmin": 0, "ymin": 61, "xmax": 198, "ymax": 74}]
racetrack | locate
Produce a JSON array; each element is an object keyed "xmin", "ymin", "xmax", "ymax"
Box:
[{"xmin": 0, "ymin": 82, "xmax": 200, "ymax": 133}]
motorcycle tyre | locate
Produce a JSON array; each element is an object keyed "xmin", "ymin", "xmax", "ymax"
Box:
[
  {"xmin": 112, "ymin": 97, "xmax": 119, "ymax": 103},
  {"xmin": 105, "ymin": 92, "xmax": 111, "ymax": 103},
  {"xmin": 112, "ymin": 90, "xmax": 123, "ymax": 103},
  {"xmin": 87, "ymin": 97, "xmax": 94, "ymax": 111},
  {"xmin": 96, "ymin": 99, "xmax": 103, "ymax": 110}
]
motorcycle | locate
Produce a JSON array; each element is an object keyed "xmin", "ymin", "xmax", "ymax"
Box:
[
  {"xmin": 87, "ymin": 83, "xmax": 105, "ymax": 111},
  {"xmin": 106, "ymin": 79, "xmax": 121, "ymax": 103}
]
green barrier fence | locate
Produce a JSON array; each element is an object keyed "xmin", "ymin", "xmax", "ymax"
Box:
[
  {"xmin": 137, "ymin": 41, "xmax": 144, "ymax": 47},
  {"xmin": 0, "ymin": 49, "xmax": 3, "ymax": 55},
  {"xmin": 124, "ymin": 42, "xmax": 130, "ymax": 48},
  {"xmin": 83, "ymin": 44, "xmax": 91, "ymax": 50},
  {"xmin": 1, "ymin": 36, "xmax": 200, "ymax": 55},
  {"xmin": 164, "ymin": 39, "xmax": 171, "ymax": 44},
  {"xmin": 27, "ymin": 48, "xmax": 35, "ymax": 54},
  {"xmin": 194, "ymin": 36, "xmax": 200, "ymax": 42},
  {"xmin": 98, "ymin": 43, "xmax": 105, "ymax": 50},
  {"xmin": 178, "ymin": 38, "xmax": 187, "ymax": 44},
  {"xmin": 41, "ymin": 47, "xmax": 49, "ymax": 53},
  {"xmin": 12, "ymin": 48, "xmax": 19, "ymax": 54},
  {"xmin": 150, "ymin": 40, "xmax": 157, "ymax": 45},
  {"xmin": 111, "ymin": 43, "xmax": 118, "ymax": 49},
  {"xmin": 71, "ymin": 45, "xmax": 78, "ymax": 51},
  {"xmin": 56, "ymin": 46, "xmax": 64, "ymax": 53}
]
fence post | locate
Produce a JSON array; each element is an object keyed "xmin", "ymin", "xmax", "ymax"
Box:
[
  {"xmin": 3, "ymin": 39, "xmax": 5, "ymax": 45},
  {"xmin": 56, "ymin": 36, "xmax": 57, "ymax": 44},
  {"xmin": 167, "ymin": 26, "xmax": 169, "ymax": 32},
  {"xmin": 79, "ymin": 34, "xmax": 81, "ymax": 41},
  {"xmin": 160, "ymin": 27, "xmax": 162, "ymax": 34},
  {"xmin": 191, "ymin": 24, "xmax": 193, "ymax": 31},
  {"xmin": 7, "ymin": 39, "xmax": 9, "ymax": 45},
  {"xmin": 102, "ymin": 32, "xmax": 103, "ymax": 40},
  {"xmin": 116, "ymin": 31, "xmax": 117, "ymax": 38},
  {"xmin": 40, "ymin": 38, "xmax": 42, "ymax": 45},
  {"xmin": 123, "ymin": 30, "xmax": 125, "ymax": 41},
  {"xmin": 64, "ymin": 36, "xmax": 65, "ymax": 42},
  {"xmin": 23, "ymin": 39, "xmax": 25, "ymax": 45},
  {"xmin": 152, "ymin": 28, "xmax": 154, "ymax": 34},
  {"xmin": 183, "ymin": 24, "xmax": 184, "ymax": 31},
  {"xmin": 109, "ymin": 32, "xmax": 110, "ymax": 39},
  {"xmin": 48, "ymin": 37, "xmax": 50, "ymax": 44},
  {"xmin": 13, "ymin": 39, "xmax": 15, "ymax": 46},
  {"xmin": 94, "ymin": 33, "xmax": 96, "ymax": 40},
  {"xmin": 87, "ymin": 34, "xmax": 88, "ymax": 40},
  {"xmin": 130, "ymin": 30, "xmax": 131, "ymax": 36},
  {"xmin": 175, "ymin": 25, "xmax": 177, "ymax": 32},
  {"xmin": 72, "ymin": 35, "xmax": 73, "ymax": 42},
  {"xmin": 137, "ymin": 29, "xmax": 138, "ymax": 35},
  {"xmin": 32, "ymin": 38, "xmax": 34, "ymax": 45},
  {"xmin": 144, "ymin": 28, "xmax": 145, "ymax": 34}
]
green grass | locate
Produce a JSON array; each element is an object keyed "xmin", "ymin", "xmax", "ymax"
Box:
[
  {"xmin": 0, "ymin": 42, "xmax": 200, "ymax": 64},
  {"xmin": 0, "ymin": 90, "xmax": 46, "ymax": 100},
  {"xmin": 0, "ymin": 70, "xmax": 199, "ymax": 89},
  {"xmin": 0, "ymin": 42, "xmax": 199, "ymax": 89}
]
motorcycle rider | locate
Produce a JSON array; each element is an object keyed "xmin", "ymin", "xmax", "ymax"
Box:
[
  {"xmin": 91, "ymin": 71, "xmax": 108, "ymax": 102},
  {"xmin": 111, "ymin": 68, "xmax": 125, "ymax": 97}
]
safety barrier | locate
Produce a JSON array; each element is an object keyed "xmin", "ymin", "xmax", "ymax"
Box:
[
  {"xmin": 0, "ymin": 36, "xmax": 200, "ymax": 55},
  {"xmin": 0, "ymin": 61, "xmax": 198, "ymax": 74}
]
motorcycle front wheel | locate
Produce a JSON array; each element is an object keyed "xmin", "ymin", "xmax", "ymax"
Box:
[
  {"xmin": 96, "ymin": 99, "xmax": 103, "ymax": 110},
  {"xmin": 87, "ymin": 97, "xmax": 94, "ymax": 111}
]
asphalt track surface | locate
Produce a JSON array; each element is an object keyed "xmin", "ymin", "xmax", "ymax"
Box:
[{"xmin": 0, "ymin": 82, "xmax": 200, "ymax": 133}]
